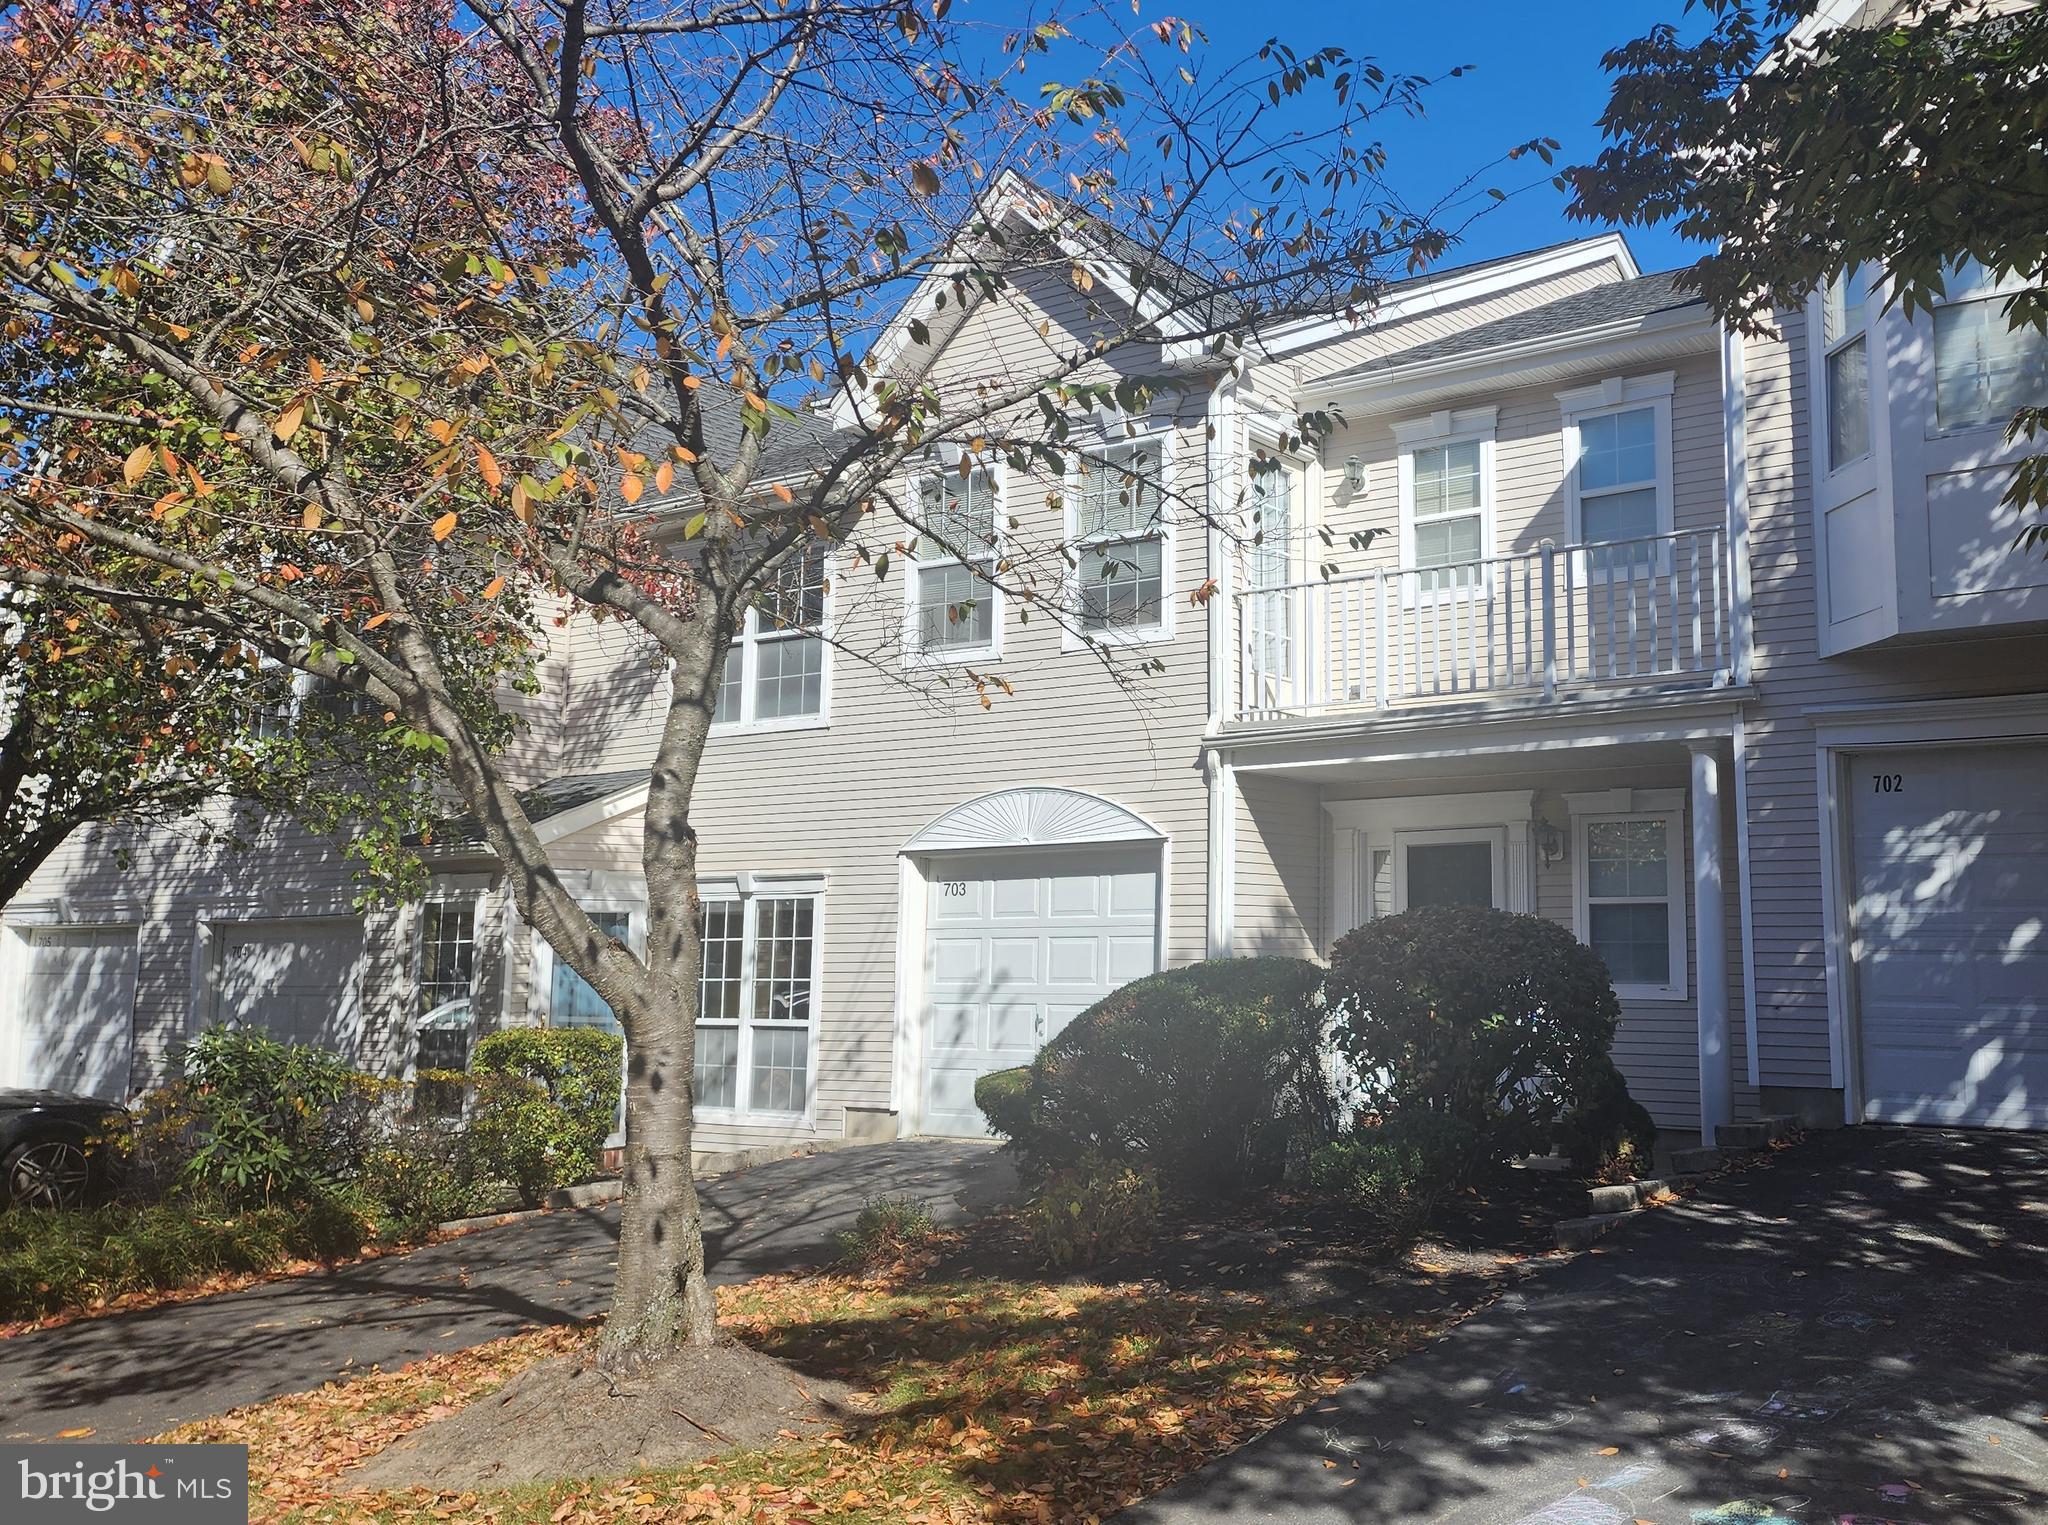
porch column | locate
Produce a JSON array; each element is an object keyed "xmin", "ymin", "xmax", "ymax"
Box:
[{"xmin": 1689, "ymin": 739, "xmax": 1733, "ymax": 1144}]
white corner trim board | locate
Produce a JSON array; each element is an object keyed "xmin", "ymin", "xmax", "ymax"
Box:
[{"xmin": 901, "ymin": 787, "xmax": 1166, "ymax": 854}]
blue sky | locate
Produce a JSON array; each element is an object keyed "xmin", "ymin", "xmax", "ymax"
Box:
[{"xmin": 1173, "ymin": 0, "xmax": 1705, "ymax": 278}]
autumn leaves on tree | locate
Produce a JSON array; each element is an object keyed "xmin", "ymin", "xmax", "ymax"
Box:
[{"xmin": 0, "ymin": 0, "xmax": 1554, "ymax": 1366}]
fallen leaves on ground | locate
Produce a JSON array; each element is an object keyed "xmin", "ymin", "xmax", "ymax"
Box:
[{"xmin": 159, "ymin": 1241, "xmax": 1452, "ymax": 1525}]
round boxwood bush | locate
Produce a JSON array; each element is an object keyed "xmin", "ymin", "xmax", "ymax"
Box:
[
  {"xmin": 995, "ymin": 956, "xmax": 1332, "ymax": 1193},
  {"xmin": 1326, "ymin": 906, "xmax": 1636, "ymax": 1173}
]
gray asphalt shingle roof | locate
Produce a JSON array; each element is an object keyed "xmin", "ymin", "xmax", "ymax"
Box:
[
  {"xmin": 1315, "ymin": 269, "xmax": 1706, "ymax": 385},
  {"xmin": 434, "ymin": 769, "xmax": 646, "ymax": 847}
]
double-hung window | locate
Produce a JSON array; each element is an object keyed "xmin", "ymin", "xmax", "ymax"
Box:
[
  {"xmin": 418, "ymin": 897, "xmax": 478, "ymax": 1013},
  {"xmin": 416, "ymin": 895, "xmax": 481, "ymax": 1109},
  {"xmin": 909, "ymin": 468, "xmax": 999, "ymax": 659},
  {"xmin": 1394, "ymin": 408, "xmax": 1495, "ymax": 597},
  {"xmin": 715, "ymin": 546, "xmax": 828, "ymax": 727},
  {"xmin": 693, "ymin": 892, "xmax": 818, "ymax": 1118},
  {"xmin": 1574, "ymin": 407, "xmax": 1661, "ymax": 545},
  {"xmin": 1071, "ymin": 438, "xmax": 1168, "ymax": 637},
  {"xmin": 1822, "ymin": 266, "xmax": 1873, "ymax": 468},
  {"xmin": 1573, "ymin": 802, "xmax": 1685, "ymax": 1001},
  {"xmin": 1931, "ymin": 259, "xmax": 2047, "ymax": 434},
  {"xmin": 543, "ymin": 907, "xmax": 633, "ymax": 1137},
  {"xmin": 1411, "ymin": 441, "xmax": 1485, "ymax": 589},
  {"xmin": 1559, "ymin": 375, "xmax": 1675, "ymax": 581}
]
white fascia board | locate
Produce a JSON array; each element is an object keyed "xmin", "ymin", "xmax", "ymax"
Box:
[
  {"xmin": 1303, "ymin": 306, "xmax": 1717, "ymax": 414},
  {"xmin": 533, "ymin": 781, "xmax": 651, "ymax": 845},
  {"xmin": 1256, "ymin": 234, "xmax": 1642, "ymax": 361}
]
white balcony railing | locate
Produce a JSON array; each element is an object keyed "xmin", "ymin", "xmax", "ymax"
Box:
[{"xmin": 1232, "ymin": 527, "xmax": 1731, "ymax": 722}]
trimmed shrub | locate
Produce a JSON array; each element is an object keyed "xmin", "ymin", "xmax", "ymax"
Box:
[
  {"xmin": 0, "ymin": 1195, "xmax": 372, "ymax": 1318},
  {"xmin": 1551, "ymin": 1057, "xmax": 1659, "ymax": 1181},
  {"xmin": 835, "ymin": 1195, "xmax": 939, "ymax": 1267},
  {"xmin": 1326, "ymin": 907, "xmax": 1630, "ymax": 1174},
  {"xmin": 973, "ymin": 1066, "xmax": 1034, "ymax": 1147},
  {"xmin": 1002, "ymin": 957, "xmax": 1332, "ymax": 1192},
  {"xmin": 463, "ymin": 1074, "xmax": 602, "ymax": 1207},
  {"xmin": 1307, "ymin": 1114, "xmax": 1486, "ymax": 1249},
  {"xmin": 1023, "ymin": 1155, "xmax": 1161, "ymax": 1271},
  {"xmin": 470, "ymin": 1026, "xmax": 622, "ymax": 1161},
  {"xmin": 361, "ymin": 1115, "xmax": 488, "ymax": 1236}
]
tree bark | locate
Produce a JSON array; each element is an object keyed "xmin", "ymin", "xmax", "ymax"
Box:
[{"xmin": 597, "ymin": 607, "xmax": 723, "ymax": 1370}]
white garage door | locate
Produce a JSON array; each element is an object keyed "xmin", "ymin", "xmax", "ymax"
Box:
[
  {"xmin": 921, "ymin": 846, "xmax": 1159, "ymax": 1138},
  {"xmin": 217, "ymin": 917, "xmax": 364, "ymax": 1055},
  {"xmin": 8, "ymin": 927, "xmax": 138, "ymax": 1099},
  {"xmin": 1850, "ymin": 745, "xmax": 2048, "ymax": 1128}
]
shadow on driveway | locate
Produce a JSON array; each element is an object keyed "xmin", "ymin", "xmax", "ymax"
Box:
[
  {"xmin": 1, "ymin": 1137, "xmax": 1012, "ymax": 1442},
  {"xmin": 1125, "ymin": 1126, "xmax": 2048, "ymax": 1525}
]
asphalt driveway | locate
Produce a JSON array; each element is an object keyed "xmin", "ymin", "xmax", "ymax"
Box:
[
  {"xmin": 1128, "ymin": 1125, "xmax": 2048, "ymax": 1525},
  {"xmin": 0, "ymin": 1137, "xmax": 1013, "ymax": 1443}
]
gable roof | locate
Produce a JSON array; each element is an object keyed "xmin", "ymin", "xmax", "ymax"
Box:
[
  {"xmin": 627, "ymin": 382, "xmax": 853, "ymax": 488},
  {"xmin": 433, "ymin": 769, "xmax": 648, "ymax": 848},
  {"xmin": 1311, "ymin": 269, "xmax": 1706, "ymax": 385}
]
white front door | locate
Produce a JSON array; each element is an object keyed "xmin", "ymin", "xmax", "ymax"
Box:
[
  {"xmin": 8, "ymin": 927, "xmax": 138, "ymax": 1099},
  {"xmin": 1849, "ymin": 744, "xmax": 2048, "ymax": 1129},
  {"xmin": 217, "ymin": 917, "xmax": 365, "ymax": 1056},
  {"xmin": 920, "ymin": 846, "xmax": 1159, "ymax": 1138}
]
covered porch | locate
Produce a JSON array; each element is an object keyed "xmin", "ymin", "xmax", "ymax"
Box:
[{"xmin": 1213, "ymin": 699, "xmax": 1750, "ymax": 1142}]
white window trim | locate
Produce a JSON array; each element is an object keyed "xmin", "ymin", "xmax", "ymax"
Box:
[
  {"xmin": 1392, "ymin": 406, "xmax": 1497, "ymax": 604},
  {"xmin": 1812, "ymin": 271, "xmax": 1874, "ymax": 472},
  {"xmin": 691, "ymin": 883, "xmax": 824, "ymax": 1128},
  {"xmin": 1566, "ymin": 787, "xmax": 1688, "ymax": 1004},
  {"xmin": 710, "ymin": 549, "xmax": 834, "ymax": 736},
  {"xmin": 414, "ymin": 887, "xmax": 486, "ymax": 1017},
  {"xmin": 1063, "ymin": 427, "xmax": 1177, "ymax": 651},
  {"xmin": 1556, "ymin": 373, "xmax": 1676, "ymax": 548},
  {"xmin": 903, "ymin": 462, "xmax": 1004, "ymax": 668}
]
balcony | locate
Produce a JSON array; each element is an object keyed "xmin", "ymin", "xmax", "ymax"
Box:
[{"xmin": 1230, "ymin": 527, "xmax": 1733, "ymax": 726}]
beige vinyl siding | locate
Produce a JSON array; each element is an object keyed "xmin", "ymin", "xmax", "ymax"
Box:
[
  {"xmin": 7, "ymin": 808, "xmax": 414, "ymax": 1090},
  {"xmin": 1233, "ymin": 774, "xmax": 1323, "ymax": 960},
  {"xmin": 1303, "ymin": 350, "xmax": 1725, "ymax": 585},
  {"xmin": 507, "ymin": 271, "xmax": 1224, "ymax": 1151},
  {"xmin": 1738, "ymin": 308, "xmax": 2048, "ymax": 1092}
]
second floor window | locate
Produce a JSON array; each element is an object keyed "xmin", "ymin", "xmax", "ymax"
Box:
[
  {"xmin": 909, "ymin": 468, "xmax": 998, "ymax": 658},
  {"xmin": 715, "ymin": 546, "xmax": 827, "ymax": 727},
  {"xmin": 1072, "ymin": 439, "xmax": 1166, "ymax": 635},
  {"xmin": 1575, "ymin": 406, "xmax": 1661, "ymax": 545},
  {"xmin": 1409, "ymin": 439, "xmax": 1485, "ymax": 591},
  {"xmin": 1932, "ymin": 260, "xmax": 2047, "ymax": 434},
  {"xmin": 1822, "ymin": 266, "xmax": 1872, "ymax": 469}
]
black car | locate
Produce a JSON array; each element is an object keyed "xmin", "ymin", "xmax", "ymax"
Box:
[{"xmin": 0, "ymin": 1089, "xmax": 129, "ymax": 1210}]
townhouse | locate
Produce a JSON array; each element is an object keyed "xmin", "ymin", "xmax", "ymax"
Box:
[{"xmin": 6, "ymin": 205, "xmax": 2045, "ymax": 1148}]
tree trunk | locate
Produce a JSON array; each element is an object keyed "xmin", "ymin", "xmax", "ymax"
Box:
[
  {"xmin": 596, "ymin": 613, "xmax": 723, "ymax": 1371},
  {"xmin": 598, "ymin": 978, "xmax": 718, "ymax": 1369}
]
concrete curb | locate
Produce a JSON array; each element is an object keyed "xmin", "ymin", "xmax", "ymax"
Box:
[
  {"xmin": 1555, "ymin": 1117, "xmax": 1802, "ymax": 1250},
  {"xmin": 1585, "ymin": 1173, "xmax": 1704, "ymax": 1215}
]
